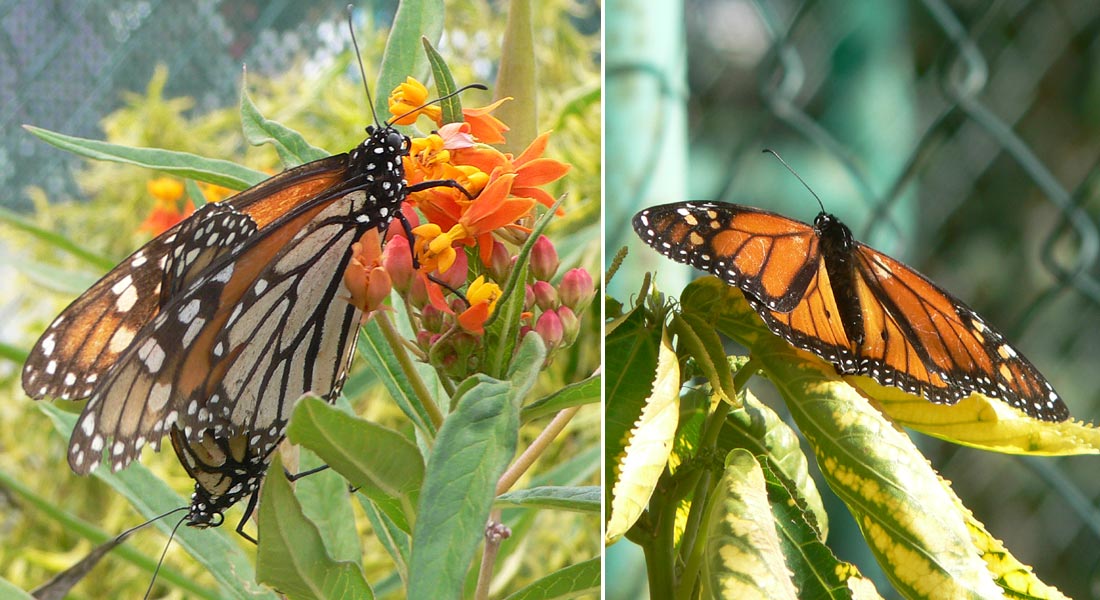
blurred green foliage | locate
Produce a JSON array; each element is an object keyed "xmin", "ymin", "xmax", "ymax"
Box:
[{"xmin": 1, "ymin": 1, "xmax": 600, "ymax": 598}]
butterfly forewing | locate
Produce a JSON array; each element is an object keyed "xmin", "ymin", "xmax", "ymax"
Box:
[
  {"xmin": 21, "ymin": 157, "xmax": 348, "ymax": 406},
  {"xmin": 22, "ymin": 224, "xmax": 186, "ymax": 402},
  {"xmin": 633, "ymin": 202, "xmax": 820, "ymax": 312},
  {"xmin": 61, "ymin": 126, "xmax": 409, "ymax": 474}
]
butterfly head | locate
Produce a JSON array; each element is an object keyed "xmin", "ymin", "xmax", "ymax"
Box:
[{"xmin": 813, "ymin": 211, "xmax": 854, "ymax": 249}]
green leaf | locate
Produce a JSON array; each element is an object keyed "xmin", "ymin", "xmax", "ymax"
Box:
[
  {"xmin": 0, "ymin": 578, "xmax": 34, "ymax": 600},
  {"xmin": 758, "ymin": 459, "xmax": 881, "ymax": 599},
  {"xmin": 494, "ymin": 486, "xmax": 600, "ymax": 513},
  {"xmin": 358, "ymin": 495, "xmax": 410, "ymax": 588},
  {"xmin": 421, "ymin": 38, "xmax": 462, "ymax": 124},
  {"xmin": 718, "ymin": 389, "xmax": 829, "ymax": 538},
  {"xmin": 287, "ymin": 397, "xmax": 422, "ymax": 532},
  {"xmin": 407, "ymin": 366, "xmax": 524, "ymax": 600},
  {"xmin": 521, "ymin": 374, "xmax": 600, "ymax": 423},
  {"xmin": 702, "ymin": 449, "xmax": 797, "ymax": 599},
  {"xmin": 605, "ymin": 321, "xmax": 680, "ymax": 544},
  {"xmin": 295, "ymin": 447, "xmax": 361, "ymax": 562},
  {"xmin": 38, "ymin": 404, "xmax": 271, "ymax": 599},
  {"xmin": 23, "ymin": 125, "xmax": 265, "ymax": 190},
  {"xmin": 257, "ymin": 454, "xmax": 373, "ymax": 600},
  {"xmin": 484, "ymin": 195, "xmax": 563, "ymax": 379},
  {"xmin": 239, "ymin": 81, "xmax": 328, "ymax": 167},
  {"xmin": 671, "ymin": 312, "xmax": 738, "ymax": 405},
  {"xmin": 500, "ymin": 556, "xmax": 601, "ymax": 600},
  {"xmin": 376, "ymin": 0, "xmax": 445, "ymax": 125}
]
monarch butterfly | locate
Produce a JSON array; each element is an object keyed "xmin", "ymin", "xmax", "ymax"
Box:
[
  {"xmin": 20, "ymin": 74, "xmax": 481, "ymax": 536},
  {"xmin": 633, "ymin": 200, "xmax": 1070, "ymax": 422}
]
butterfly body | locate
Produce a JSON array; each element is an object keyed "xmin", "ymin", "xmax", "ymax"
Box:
[
  {"xmin": 633, "ymin": 201, "xmax": 1069, "ymax": 422},
  {"xmin": 22, "ymin": 123, "xmax": 418, "ymax": 528}
]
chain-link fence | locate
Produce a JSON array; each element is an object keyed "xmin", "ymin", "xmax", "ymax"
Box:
[
  {"xmin": 0, "ymin": 0, "xmax": 402, "ymax": 211},
  {"xmin": 608, "ymin": 0, "xmax": 1100, "ymax": 597}
]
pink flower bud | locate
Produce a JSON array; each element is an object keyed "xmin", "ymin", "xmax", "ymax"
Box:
[
  {"xmin": 556, "ymin": 306, "xmax": 579, "ymax": 346},
  {"xmin": 382, "ymin": 235, "xmax": 415, "ymax": 293},
  {"xmin": 487, "ymin": 240, "xmax": 512, "ymax": 282},
  {"xmin": 532, "ymin": 280, "xmax": 558, "ymax": 311},
  {"xmin": 530, "ymin": 235, "xmax": 559, "ymax": 281},
  {"xmin": 534, "ymin": 310, "xmax": 564, "ymax": 349},
  {"xmin": 421, "ymin": 304, "xmax": 445, "ymax": 332},
  {"xmin": 559, "ymin": 268, "xmax": 595, "ymax": 313}
]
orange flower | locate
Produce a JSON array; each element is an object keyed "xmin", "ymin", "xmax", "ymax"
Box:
[
  {"xmin": 412, "ymin": 172, "xmax": 536, "ymax": 270},
  {"xmin": 452, "ymin": 132, "xmax": 570, "ymax": 210},
  {"xmin": 388, "ymin": 77, "xmax": 442, "ymax": 125},
  {"xmin": 343, "ymin": 229, "xmax": 392, "ymax": 317},
  {"xmin": 457, "ymin": 275, "xmax": 502, "ymax": 334},
  {"xmin": 459, "ymin": 98, "xmax": 510, "ymax": 144},
  {"xmin": 140, "ymin": 177, "xmax": 193, "ymax": 235}
]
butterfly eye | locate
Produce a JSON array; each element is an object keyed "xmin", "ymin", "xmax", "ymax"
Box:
[{"xmin": 386, "ymin": 130, "xmax": 406, "ymax": 153}]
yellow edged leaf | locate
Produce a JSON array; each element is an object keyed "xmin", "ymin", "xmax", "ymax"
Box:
[{"xmin": 605, "ymin": 324, "xmax": 681, "ymax": 545}]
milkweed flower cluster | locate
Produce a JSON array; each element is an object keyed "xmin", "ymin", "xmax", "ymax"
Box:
[{"xmin": 352, "ymin": 76, "xmax": 592, "ymax": 376}]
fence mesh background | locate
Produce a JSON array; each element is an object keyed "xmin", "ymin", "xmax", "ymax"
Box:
[
  {"xmin": 610, "ymin": 0, "xmax": 1100, "ymax": 597},
  {"xmin": 0, "ymin": 0, "xmax": 392, "ymax": 211}
]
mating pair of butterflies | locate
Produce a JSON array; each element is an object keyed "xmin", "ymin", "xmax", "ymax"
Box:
[
  {"xmin": 22, "ymin": 121, "xmax": 433, "ymax": 537},
  {"xmin": 633, "ymin": 201, "xmax": 1069, "ymax": 423}
]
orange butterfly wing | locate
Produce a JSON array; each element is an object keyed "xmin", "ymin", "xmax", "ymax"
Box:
[
  {"xmin": 21, "ymin": 156, "xmax": 348, "ymax": 403},
  {"xmin": 633, "ymin": 201, "xmax": 1069, "ymax": 422},
  {"xmin": 634, "ymin": 203, "xmax": 820, "ymax": 312}
]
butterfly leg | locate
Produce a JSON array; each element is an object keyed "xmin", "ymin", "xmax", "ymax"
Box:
[
  {"xmin": 283, "ymin": 464, "xmax": 330, "ymax": 482},
  {"xmin": 235, "ymin": 493, "xmax": 259, "ymax": 544},
  {"xmin": 406, "ymin": 178, "xmax": 475, "ymax": 199}
]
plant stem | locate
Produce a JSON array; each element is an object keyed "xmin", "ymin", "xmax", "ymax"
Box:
[
  {"xmin": 474, "ymin": 509, "xmax": 504, "ymax": 600},
  {"xmin": 497, "ymin": 406, "xmax": 580, "ymax": 494},
  {"xmin": 376, "ymin": 311, "xmax": 445, "ymax": 430}
]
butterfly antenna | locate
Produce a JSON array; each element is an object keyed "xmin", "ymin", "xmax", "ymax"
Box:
[
  {"xmin": 762, "ymin": 149, "xmax": 826, "ymax": 214},
  {"xmin": 387, "ymin": 83, "xmax": 489, "ymax": 126},
  {"xmin": 346, "ymin": 4, "xmax": 380, "ymax": 126},
  {"xmin": 143, "ymin": 512, "xmax": 189, "ymax": 600}
]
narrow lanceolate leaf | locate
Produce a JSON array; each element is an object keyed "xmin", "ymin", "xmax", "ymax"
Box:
[
  {"xmin": 376, "ymin": 0, "xmax": 445, "ymax": 125},
  {"xmin": 407, "ymin": 336, "xmax": 537, "ymax": 600},
  {"xmin": 758, "ymin": 460, "xmax": 882, "ymax": 599},
  {"xmin": 750, "ymin": 334, "xmax": 1008, "ymax": 599},
  {"xmin": 521, "ymin": 374, "xmax": 600, "ymax": 422},
  {"xmin": 23, "ymin": 125, "xmax": 265, "ymax": 190},
  {"xmin": 422, "ymin": 38, "xmax": 462, "ymax": 124},
  {"xmin": 288, "ymin": 397, "xmax": 423, "ymax": 532},
  {"xmin": 494, "ymin": 485, "xmax": 600, "ymax": 513},
  {"xmin": 605, "ymin": 323, "xmax": 680, "ymax": 544},
  {"xmin": 501, "ymin": 556, "xmax": 601, "ymax": 600},
  {"xmin": 240, "ymin": 82, "xmax": 328, "ymax": 166},
  {"xmin": 703, "ymin": 449, "xmax": 797, "ymax": 599},
  {"xmin": 672, "ymin": 312, "xmax": 739, "ymax": 405},
  {"xmin": 257, "ymin": 455, "xmax": 373, "ymax": 600},
  {"xmin": 357, "ymin": 319, "xmax": 437, "ymax": 436}
]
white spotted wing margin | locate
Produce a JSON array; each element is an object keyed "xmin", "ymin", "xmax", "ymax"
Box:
[
  {"xmin": 19, "ymin": 203, "xmax": 243, "ymax": 403},
  {"xmin": 67, "ymin": 189, "xmax": 373, "ymax": 474}
]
